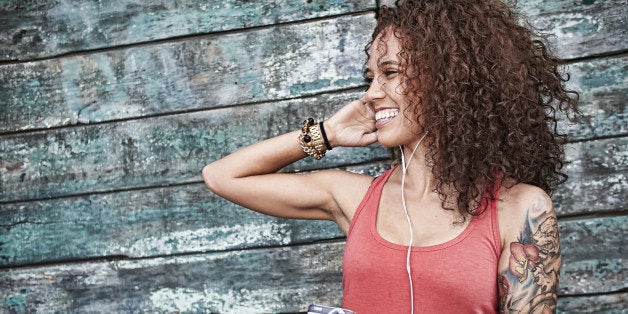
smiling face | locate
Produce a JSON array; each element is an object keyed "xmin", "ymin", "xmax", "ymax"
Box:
[{"xmin": 365, "ymin": 31, "xmax": 422, "ymax": 148}]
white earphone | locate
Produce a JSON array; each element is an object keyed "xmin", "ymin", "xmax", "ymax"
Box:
[{"xmin": 399, "ymin": 131, "xmax": 428, "ymax": 314}]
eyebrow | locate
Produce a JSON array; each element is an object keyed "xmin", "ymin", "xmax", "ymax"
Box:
[{"xmin": 379, "ymin": 60, "xmax": 400, "ymax": 67}]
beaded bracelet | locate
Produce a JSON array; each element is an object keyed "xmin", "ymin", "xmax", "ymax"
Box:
[
  {"xmin": 299, "ymin": 118, "xmax": 326, "ymax": 160},
  {"xmin": 319, "ymin": 121, "xmax": 332, "ymax": 151}
]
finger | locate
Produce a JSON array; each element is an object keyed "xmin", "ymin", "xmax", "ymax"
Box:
[
  {"xmin": 352, "ymin": 98, "xmax": 368, "ymax": 107},
  {"xmin": 362, "ymin": 132, "xmax": 378, "ymax": 146}
]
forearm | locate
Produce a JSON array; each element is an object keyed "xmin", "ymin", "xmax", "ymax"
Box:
[{"xmin": 203, "ymin": 130, "xmax": 308, "ymax": 184}]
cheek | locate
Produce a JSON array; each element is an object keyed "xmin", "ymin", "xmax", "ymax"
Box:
[{"xmin": 388, "ymin": 79, "xmax": 406, "ymax": 96}]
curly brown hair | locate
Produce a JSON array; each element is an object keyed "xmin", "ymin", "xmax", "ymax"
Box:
[{"xmin": 368, "ymin": 0, "xmax": 580, "ymax": 216}]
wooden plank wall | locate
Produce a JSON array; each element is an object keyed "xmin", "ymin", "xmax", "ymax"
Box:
[{"xmin": 0, "ymin": 0, "xmax": 625, "ymax": 312}]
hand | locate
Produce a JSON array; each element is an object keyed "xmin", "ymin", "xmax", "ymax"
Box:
[{"xmin": 324, "ymin": 98, "xmax": 377, "ymax": 148}]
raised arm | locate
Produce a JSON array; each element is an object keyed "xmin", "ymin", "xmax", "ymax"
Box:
[
  {"xmin": 202, "ymin": 99, "xmax": 377, "ymax": 227},
  {"xmin": 498, "ymin": 185, "xmax": 562, "ymax": 313}
]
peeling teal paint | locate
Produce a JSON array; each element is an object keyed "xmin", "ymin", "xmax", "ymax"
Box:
[
  {"xmin": 288, "ymin": 79, "xmax": 332, "ymax": 95},
  {"xmin": 559, "ymin": 14, "xmax": 600, "ymax": 35},
  {"xmin": 4, "ymin": 293, "xmax": 26, "ymax": 313},
  {"xmin": 333, "ymin": 77, "xmax": 365, "ymax": 88},
  {"xmin": 0, "ymin": 14, "xmax": 374, "ymax": 133},
  {"xmin": 0, "ymin": 0, "xmax": 376, "ymax": 60},
  {"xmin": 60, "ymin": 58, "xmax": 85, "ymax": 122}
]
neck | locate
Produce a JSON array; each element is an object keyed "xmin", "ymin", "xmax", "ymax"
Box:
[
  {"xmin": 399, "ymin": 132, "xmax": 435, "ymax": 198},
  {"xmin": 400, "ymin": 144, "xmax": 434, "ymax": 197}
]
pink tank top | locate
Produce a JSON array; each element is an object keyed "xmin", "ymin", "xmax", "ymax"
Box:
[{"xmin": 342, "ymin": 167, "xmax": 501, "ymax": 313}]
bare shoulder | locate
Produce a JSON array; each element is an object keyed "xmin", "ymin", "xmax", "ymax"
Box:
[
  {"xmin": 500, "ymin": 182, "xmax": 552, "ymax": 209},
  {"xmin": 497, "ymin": 183, "xmax": 555, "ymax": 245}
]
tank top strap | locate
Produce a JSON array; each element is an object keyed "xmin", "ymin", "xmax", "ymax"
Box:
[
  {"xmin": 488, "ymin": 181, "xmax": 502, "ymax": 257},
  {"xmin": 346, "ymin": 166, "xmax": 397, "ymax": 237},
  {"xmin": 476, "ymin": 180, "xmax": 502, "ymax": 257}
]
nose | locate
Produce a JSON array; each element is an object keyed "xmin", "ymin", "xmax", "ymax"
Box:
[{"xmin": 364, "ymin": 79, "xmax": 385, "ymax": 104}]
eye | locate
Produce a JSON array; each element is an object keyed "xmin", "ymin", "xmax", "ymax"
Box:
[{"xmin": 384, "ymin": 69, "xmax": 398, "ymax": 77}]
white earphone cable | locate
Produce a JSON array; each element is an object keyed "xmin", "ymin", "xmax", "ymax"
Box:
[{"xmin": 399, "ymin": 131, "xmax": 428, "ymax": 314}]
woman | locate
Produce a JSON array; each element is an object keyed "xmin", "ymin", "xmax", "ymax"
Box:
[{"xmin": 203, "ymin": 0, "xmax": 578, "ymax": 312}]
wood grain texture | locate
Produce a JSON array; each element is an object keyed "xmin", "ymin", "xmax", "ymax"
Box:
[
  {"xmin": 0, "ymin": 215, "xmax": 624, "ymax": 312},
  {"xmin": 553, "ymin": 172, "xmax": 626, "ymax": 216},
  {"xmin": 558, "ymin": 292, "xmax": 628, "ymax": 313},
  {"xmin": 560, "ymin": 54, "xmax": 627, "ymax": 141},
  {"xmin": 0, "ymin": 0, "xmax": 376, "ymax": 61},
  {"xmin": 516, "ymin": 0, "xmax": 628, "ymax": 59},
  {"xmin": 0, "ymin": 163, "xmax": 389, "ymax": 267},
  {"xmin": 0, "ymin": 13, "xmax": 374, "ymax": 133},
  {"xmin": 0, "ymin": 91, "xmax": 389, "ymax": 202},
  {"xmin": 1, "ymin": 0, "xmax": 625, "ymax": 61},
  {"xmin": 0, "ymin": 242, "xmax": 346, "ymax": 313},
  {"xmin": 558, "ymin": 216, "xmax": 627, "ymax": 295},
  {"xmin": 554, "ymin": 136, "xmax": 628, "ymax": 215}
]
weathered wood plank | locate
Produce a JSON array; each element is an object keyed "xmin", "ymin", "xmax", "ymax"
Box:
[
  {"xmin": 558, "ymin": 216, "xmax": 627, "ymax": 295},
  {"xmin": 0, "ymin": 242, "xmax": 346, "ymax": 313},
  {"xmin": 560, "ymin": 54, "xmax": 627, "ymax": 141},
  {"xmin": 0, "ymin": 186, "xmax": 342, "ymax": 266},
  {"xmin": 0, "ymin": 146, "xmax": 622, "ymax": 266},
  {"xmin": 2, "ymin": 141, "xmax": 623, "ymax": 267},
  {"xmin": 0, "ymin": 215, "xmax": 624, "ymax": 312},
  {"xmin": 554, "ymin": 172, "xmax": 626, "ymax": 216},
  {"xmin": 2, "ymin": 0, "xmax": 624, "ymax": 61},
  {"xmin": 0, "ymin": 13, "xmax": 374, "ymax": 133},
  {"xmin": 515, "ymin": 0, "xmax": 628, "ymax": 59},
  {"xmin": 0, "ymin": 162, "xmax": 388, "ymax": 267},
  {"xmin": 563, "ymin": 137, "xmax": 627, "ymax": 176},
  {"xmin": 0, "ymin": 0, "xmax": 376, "ymax": 61},
  {"xmin": 557, "ymin": 292, "xmax": 628, "ymax": 313},
  {"xmin": 0, "ymin": 91, "xmax": 390, "ymax": 202},
  {"xmin": 0, "ymin": 167, "xmax": 628, "ymax": 266},
  {"xmin": 1, "ymin": 23, "xmax": 626, "ymax": 136},
  {"xmin": 553, "ymin": 134, "xmax": 628, "ymax": 215}
]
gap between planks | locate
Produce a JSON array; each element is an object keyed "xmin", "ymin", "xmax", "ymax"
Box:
[
  {"xmin": 0, "ymin": 157, "xmax": 391, "ymax": 205},
  {"xmin": 557, "ymin": 208, "xmax": 628, "ymax": 222},
  {"xmin": 0, "ymin": 86, "xmax": 369, "ymax": 137},
  {"xmin": 0, "ymin": 237, "xmax": 348, "ymax": 271}
]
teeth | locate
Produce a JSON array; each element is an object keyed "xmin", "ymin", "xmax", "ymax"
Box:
[{"xmin": 375, "ymin": 109, "xmax": 399, "ymax": 121}]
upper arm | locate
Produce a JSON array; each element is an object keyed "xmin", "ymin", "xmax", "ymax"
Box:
[
  {"xmin": 497, "ymin": 185, "xmax": 561, "ymax": 313},
  {"xmin": 203, "ymin": 166, "xmax": 372, "ymax": 228}
]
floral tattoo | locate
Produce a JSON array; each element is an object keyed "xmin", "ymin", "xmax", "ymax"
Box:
[{"xmin": 499, "ymin": 197, "xmax": 561, "ymax": 313}]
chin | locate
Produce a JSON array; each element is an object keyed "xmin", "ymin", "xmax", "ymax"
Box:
[{"xmin": 375, "ymin": 132, "xmax": 402, "ymax": 148}]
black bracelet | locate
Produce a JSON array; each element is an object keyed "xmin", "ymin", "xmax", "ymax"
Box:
[{"xmin": 319, "ymin": 121, "xmax": 333, "ymax": 151}]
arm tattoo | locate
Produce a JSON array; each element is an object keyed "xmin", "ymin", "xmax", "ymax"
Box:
[{"xmin": 498, "ymin": 197, "xmax": 561, "ymax": 313}]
